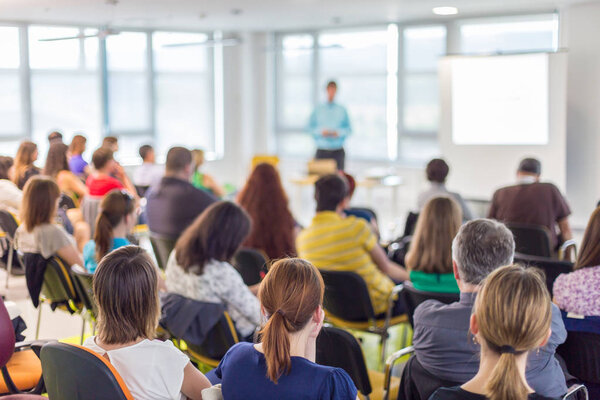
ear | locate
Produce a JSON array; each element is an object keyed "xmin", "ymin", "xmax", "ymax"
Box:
[
  {"xmin": 453, "ymin": 260, "xmax": 460, "ymax": 281},
  {"xmin": 469, "ymin": 313, "xmax": 479, "ymax": 336},
  {"xmin": 309, "ymin": 306, "xmax": 325, "ymax": 338},
  {"xmin": 539, "ymin": 327, "xmax": 551, "ymax": 348}
]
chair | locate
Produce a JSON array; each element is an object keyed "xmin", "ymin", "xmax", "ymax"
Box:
[
  {"xmin": 81, "ymin": 196, "xmax": 103, "ymax": 236},
  {"xmin": 182, "ymin": 312, "xmax": 240, "ymax": 368},
  {"xmin": 232, "ymin": 248, "xmax": 268, "ymax": 286},
  {"xmin": 506, "ymin": 222, "xmax": 553, "ymax": 258},
  {"xmin": 71, "ymin": 264, "xmax": 98, "ymax": 334},
  {"xmin": 403, "ymin": 212, "xmax": 419, "ymax": 237},
  {"xmin": 347, "ymin": 207, "xmax": 379, "ymax": 223},
  {"xmin": 514, "ymin": 253, "xmax": 573, "ymax": 295},
  {"xmin": 0, "ymin": 210, "xmax": 24, "ymax": 288},
  {"xmin": 135, "ymin": 185, "xmax": 150, "ymax": 198},
  {"xmin": 316, "ymin": 326, "xmax": 399, "ymax": 400},
  {"xmin": 0, "ymin": 298, "xmax": 45, "ymax": 395},
  {"xmin": 40, "ymin": 342, "xmax": 134, "ymax": 400},
  {"xmin": 319, "ymin": 269, "xmax": 408, "ymax": 366},
  {"xmin": 557, "ymin": 331, "xmax": 600, "ymax": 399},
  {"xmin": 400, "ymin": 281, "xmax": 459, "ymax": 327},
  {"xmin": 149, "ymin": 232, "xmax": 177, "ymax": 271}
]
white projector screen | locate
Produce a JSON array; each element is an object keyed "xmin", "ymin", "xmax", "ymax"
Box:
[{"xmin": 452, "ymin": 54, "xmax": 549, "ymax": 145}]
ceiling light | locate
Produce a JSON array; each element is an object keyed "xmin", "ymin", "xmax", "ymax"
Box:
[{"xmin": 432, "ymin": 6, "xmax": 458, "ymax": 16}]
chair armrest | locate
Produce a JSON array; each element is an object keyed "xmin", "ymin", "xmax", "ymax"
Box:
[
  {"xmin": 1, "ymin": 340, "xmax": 52, "ymax": 395},
  {"xmin": 559, "ymin": 240, "xmax": 577, "ymax": 261},
  {"xmin": 383, "ymin": 345, "xmax": 414, "ymax": 400},
  {"xmin": 383, "ymin": 284, "xmax": 404, "ymax": 330},
  {"xmin": 15, "ymin": 340, "xmax": 54, "ymax": 358},
  {"xmin": 563, "ymin": 384, "xmax": 589, "ymax": 400}
]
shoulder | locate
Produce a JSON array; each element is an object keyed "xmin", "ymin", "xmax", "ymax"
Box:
[
  {"xmin": 414, "ymin": 299, "xmax": 461, "ymax": 326},
  {"xmin": 221, "ymin": 342, "xmax": 255, "ymax": 365},
  {"xmin": 83, "ymin": 240, "xmax": 95, "ymax": 255},
  {"xmin": 430, "ymin": 386, "xmax": 480, "ymax": 400},
  {"xmin": 317, "ymin": 366, "xmax": 357, "ymax": 399}
]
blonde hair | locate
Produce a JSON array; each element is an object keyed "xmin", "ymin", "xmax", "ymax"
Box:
[
  {"xmin": 191, "ymin": 149, "xmax": 205, "ymax": 171},
  {"xmin": 474, "ymin": 264, "xmax": 551, "ymax": 400},
  {"xmin": 12, "ymin": 141, "xmax": 37, "ymax": 185},
  {"xmin": 405, "ymin": 196, "xmax": 462, "ymax": 274}
]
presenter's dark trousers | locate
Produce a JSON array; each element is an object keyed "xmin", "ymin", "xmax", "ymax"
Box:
[{"xmin": 316, "ymin": 148, "xmax": 345, "ymax": 171}]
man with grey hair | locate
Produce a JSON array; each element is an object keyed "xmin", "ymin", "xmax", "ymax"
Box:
[{"xmin": 412, "ymin": 218, "xmax": 567, "ymax": 398}]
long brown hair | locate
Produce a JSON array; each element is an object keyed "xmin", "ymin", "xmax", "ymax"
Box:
[
  {"xmin": 405, "ymin": 196, "xmax": 462, "ymax": 274},
  {"xmin": 237, "ymin": 163, "xmax": 296, "ymax": 260},
  {"xmin": 174, "ymin": 201, "xmax": 251, "ymax": 273},
  {"xmin": 94, "ymin": 245, "xmax": 159, "ymax": 344},
  {"xmin": 575, "ymin": 207, "xmax": 600, "ymax": 270},
  {"xmin": 258, "ymin": 258, "xmax": 324, "ymax": 383},
  {"xmin": 475, "ymin": 265, "xmax": 551, "ymax": 400},
  {"xmin": 43, "ymin": 142, "xmax": 70, "ymax": 178},
  {"xmin": 69, "ymin": 134, "xmax": 87, "ymax": 155},
  {"xmin": 21, "ymin": 176, "xmax": 61, "ymax": 232},
  {"xmin": 94, "ymin": 190, "xmax": 135, "ymax": 262},
  {"xmin": 12, "ymin": 141, "xmax": 37, "ymax": 185}
]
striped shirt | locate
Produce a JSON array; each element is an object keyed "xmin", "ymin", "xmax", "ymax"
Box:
[{"xmin": 296, "ymin": 211, "xmax": 394, "ymax": 315}]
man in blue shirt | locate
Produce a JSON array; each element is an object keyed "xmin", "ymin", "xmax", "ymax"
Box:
[{"xmin": 307, "ymin": 81, "xmax": 351, "ymax": 170}]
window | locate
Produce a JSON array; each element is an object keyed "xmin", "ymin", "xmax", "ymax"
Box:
[
  {"xmin": 0, "ymin": 26, "xmax": 23, "ymax": 138},
  {"xmin": 29, "ymin": 26, "xmax": 102, "ymax": 159}
]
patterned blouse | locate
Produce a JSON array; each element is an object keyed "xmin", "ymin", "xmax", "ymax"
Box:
[
  {"xmin": 553, "ymin": 265, "xmax": 600, "ymax": 316},
  {"xmin": 165, "ymin": 254, "xmax": 261, "ymax": 338}
]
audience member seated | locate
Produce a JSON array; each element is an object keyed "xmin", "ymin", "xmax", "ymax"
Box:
[
  {"xmin": 0, "ymin": 156, "xmax": 22, "ymax": 214},
  {"xmin": 297, "ymin": 174, "xmax": 409, "ymax": 316},
  {"xmin": 413, "ymin": 219, "xmax": 567, "ymax": 398},
  {"xmin": 44, "ymin": 142, "xmax": 88, "ymax": 199},
  {"xmin": 488, "ymin": 157, "xmax": 572, "ymax": 250},
  {"xmin": 431, "ymin": 265, "xmax": 556, "ymax": 400},
  {"xmin": 417, "ymin": 158, "xmax": 473, "ymax": 221},
  {"xmin": 237, "ymin": 162, "xmax": 297, "ymax": 260},
  {"xmin": 342, "ymin": 172, "xmax": 380, "ymax": 236},
  {"xmin": 86, "ymin": 148, "xmax": 136, "ymax": 197},
  {"xmin": 404, "ymin": 196, "xmax": 462, "ymax": 293},
  {"xmin": 14, "ymin": 176, "xmax": 83, "ymax": 268},
  {"xmin": 9, "ymin": 141, "xmax": 40, "ymax": 190},
  {"xmin": 554, "ymin": 206, "xmax": 600, "ymax": 316},
  {"xmin": 68, "ymin": 134, "xmax": 90, "ymax": 177},
  {"xmin": 102, "ymin": 136, "xmax": 119, "ymax": 153},
  {"xmin": 84, "ymin": 246, "xmax": 211, "ymax": 400},
  {"xmin": 133, "ymin": 144, "xmax": 163, "ymax": 189},
  {"xmin": 146, "ymin": 147, "xmax": 216, "ymax": 239},
  {"xmin": 83, "ymin": 190, "xmax": 136, "ymax": 273},
  {"xmin": 166, "ymin": 201, "xmax": 260, "ymax": 340},
  {"xmin": 213, "ymin": 258, "xmax": 358, "ymax": 399},
  {"xmin": 191, "ymin": 149, "xmax": 225, "ymax": 198},
  {"xmin": 48, "ymin": 130, "xmax": 63, "ymax": 145}
]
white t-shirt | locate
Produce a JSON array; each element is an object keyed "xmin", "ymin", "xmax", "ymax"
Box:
[{"xmin": 84, "ymin": 336, "xmax": 189, "ymax": 400}]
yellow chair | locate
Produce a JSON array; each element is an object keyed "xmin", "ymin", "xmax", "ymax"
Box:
[{"xmin": 251, "ymin": 155, "xmax": 279, "ymax": 169}]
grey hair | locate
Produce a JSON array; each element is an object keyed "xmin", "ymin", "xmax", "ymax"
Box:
[{"xmin": 452, "ymin": 218, "xmax": 515, "ymax": 285}]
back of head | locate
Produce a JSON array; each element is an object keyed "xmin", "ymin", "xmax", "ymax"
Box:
[
  {"xmin": 258, "ymin": 258, "xmax": 324, "ymax": 383},
  {"xmin": 43, "ymin": 142, "xmax": 70, "ymax": 177},
  {"xmin": 139, "ymin": 144, "xmax": 153, "ymax": 162},
  {"xmin": 69, "ymin": 134, "xmax": 87, "ymax": 155},
  {"xmin": 174, "ymin": 201, "xmax": 251, "ymax": 273},
  {"xmin": 94, "ymin": 189, "xmax": 135, "ymax": 262},
  {"xmin": 102, "ymin": 136, "xmax": 118, "ymax": 148},
  {"xmin": 517, "ymin": 158, "xmax": 541, "ymax": 176},
  {"xmin": 426, "ymin": 158, "xmax": 449, "ymax": 183},
  {"xmin": 48, "ymin": 131, "xmax": 63, "ymax": 144},
  {"xmin": 314, "ymin": 174, "xmax": 348, "ymax": 212},
  {"xmin": 13, "ymin": 141, "xmax": 37, "ymax": 184},
  {"xmin": 342, "ymin": 172, "xmax": 356, "ymax": 198},
  {"xmin": 405, "ymin": 196, "xmax": 462, "ymax": 274},
  {"xmin": 21, "ymin": 175, "xmax": 61, "ymax": 232},
  {"xmin": 0, "ymin": 156, "xmax": 13, "ymax": 180},
  {"xmin": 475, "ymin": 265, "xmax": 551, "ymax": 400},
  {"xmin": 93, "ymin": 245, "xmax": 159, "ymax": 344},
  {"xmin": 575, "ymin": 206, "xmax": 600, "ymax": 270},
  {"xmin": 166, "ymin": 146, "xmax": 192, "ymax": 174},
  {"xmin": 92, "ymin": 147, "xmax": 114, "ymax": 171},
  {"xmin": 452, "ymin": 218, "xmax": 515, "ymax": 285}
]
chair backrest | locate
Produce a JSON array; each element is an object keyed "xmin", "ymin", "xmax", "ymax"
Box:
[
  {"xmin": 41, "ymin": 257, "xmax": 80, "ymax": 307},
  {"xmin": 41, "ymin": 342, "xmax": 133, "ymax": 400},
  {"xmin": 0, "ymin": 298, "xmax": 16, "ymax": 368},
  {"xmin": 71, "ymin": 264, "xmax": 97, "ymax": 320},
  {"xmin": 320, "ymin": 269, "xmax": 376, "ymax": 321},
  {"xmin": 316, "ymin": 326, "xmax": 372, "ymax": 396},
  {"xmin": 232, "ymin": 248, "xmax": 267, "ymax": 286},
  {"xmin": 0, "ymin": 210, "xmax": 19, "ymax": 238},
  {"xmin": 186, "ymin": 312, "xmax": 240, "ymax": 362},
  {"xmin": 347, "ymin": 207, "xmax": 378, "ymax": 223},
  {"xmin": 401, "ymin": 281, "xmax": 460, "ymax": 327},
  {"xmin": 506, "ymin": 222, "xmax": 553, "ymax": 258},
  {"xmin": 135, "ymin": 185, "xmax": 150, "ymax": 198},
  {"xmin": 81, "ymin": 196, "xmax": 103, "ymax": 236},
  {"xmin": 514, "ymin": 253, "xmax": 573, "ymax": 295},
  {"xmin": 149, "ymin": 233, "xmax": 177, "ymax": 271},
  {"xmin": 557, "ymin": 330, "xmax": 600, "ymax": 385},
  {"xmin": 403, "ymin": 212, "xmax": 419, "ymax": 237},
  {"xmin": 399, "ymin": 355, "xmax": 462, "ymax": 400}
]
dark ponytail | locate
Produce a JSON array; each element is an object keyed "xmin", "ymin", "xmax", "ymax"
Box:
[{"xmin": 94, "ymin": 190, "xmax": 135, "ymax": 262}]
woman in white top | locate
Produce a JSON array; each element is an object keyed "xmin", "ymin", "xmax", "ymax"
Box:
[
  {"xmin": 166, "ymin": 201, "xmax": 261, "ymax": 340},
  {"xmin": 14, "ymin": 176, "xmax": 83, "ymax": 267},
  {"xmin": 84, "ymin": 245, "xmax": 210, "ymax": 400}
]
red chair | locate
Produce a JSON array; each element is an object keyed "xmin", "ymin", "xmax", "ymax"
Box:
[{"xmin": 0, "ymin": 298, "xmax": 44, "ymax": 395}]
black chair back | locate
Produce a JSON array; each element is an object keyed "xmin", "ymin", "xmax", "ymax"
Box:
[
  {"xmin": 232, "ymin": 248, "xmax": 267, "ymax": 286},
  {"xmin": 557, "ymin": 331, "xmax": 600, "ymax": 385},
  {"xmin": 149, "ymin": 233, "xmax": 177, "ymax": 271},
  {"xmin": 398, "ymin": 355, "xmax": 462, "ymax": 400},
  {"xmin": 320, "ymin": 270, "xmax": 376, "ymax": 321},
  {"xmin": 347, "ymin": 207, "xmax": 378, "ymax": 223},
  {"xmin": 507, "ymin": 222, "xmax": 553, "ymax": 258},
  {"xmin": 0, "ymin": 211, "xmax": 18, "ymax": 237},
  {"xmin": 186, "ymin": 312, "xmax": 239, "ymax": 361},
  {"xmin": 316, "ymin": 326, "xmax": 372, "ymax": 397},
  {"xmin": 71, "ymin": 265, "xmax": 97, "ymax": 320},
  {"xmin": 403, "ymin": 212, "xmax": 419, "ymax": 237},
  {"xmin": 401, "ymin": 281, "xmax": 459, "ymax": 327},
  {"xmin": 40, "ymin": 257, "xmax": 80, "ymax": 309},
  {"xmin": 135, "ymin": 185, "xmax": 150, "ymax": 198},
  {"xmin": 41, "ymin": 342, "xmax": 133, "ymax": 400},
  {"xmin": 514, "ymin": 253, "xmax": 573, "ymax": 295}
]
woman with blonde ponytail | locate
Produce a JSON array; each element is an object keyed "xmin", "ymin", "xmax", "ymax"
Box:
[
  {"xmin": 212, "ymin": 258, "xmax": 358, "ymax": 399},
  {"xmin": 430, "ymin": 264, "xmax": 558, "ymax": 400}
]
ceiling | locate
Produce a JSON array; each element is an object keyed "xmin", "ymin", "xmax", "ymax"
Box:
[{"xmin": 0, "ymin": 0, "xmax": 597, "ymax": 31}]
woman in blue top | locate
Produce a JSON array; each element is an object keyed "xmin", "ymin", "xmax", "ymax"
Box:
[
  {"xmin": 83, "ymin": 189, "xmax": 135, "ymax": 273},
  {"xmin": 214, "ymin": 258, "xmax": 358, "ymax": 400}
]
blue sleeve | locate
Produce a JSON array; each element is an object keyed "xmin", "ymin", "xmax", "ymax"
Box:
[
  {"xmin": 82, "ymin": 241, "xmax": 97, "ymax": 273},
  {"xmin": 548, "ymin": 303, "xmax": 567, "ymax": 348},
  {"xmin": 319, "ymin": 368, "xmax": 358, "ymax": 400},
  {"xmin": 338, "ymin": 107, "xmax": 351, "ymax": 138}
]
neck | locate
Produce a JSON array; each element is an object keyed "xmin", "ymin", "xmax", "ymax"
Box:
[
  {"xmin": 288, "ymin": 328, "xmax": 315, "ymax": 361},
  {"xmin": 112, "ymin": 221, "xmax": 129, "ymax": 239},
  {"xmin": 165, "ymin": 170, "xmax": 188, "ymax": 181}
]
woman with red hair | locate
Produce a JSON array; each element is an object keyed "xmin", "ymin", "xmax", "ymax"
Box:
[{"xmin": 237, "ymin": 163, "xmax": 297, "ymax": 260}]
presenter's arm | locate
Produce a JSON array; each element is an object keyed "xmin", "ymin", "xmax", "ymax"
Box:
[
  {"xmin": 370, "ymin": 244, "xmax": 409, "ymax": 282},
  {"xmin": 307, "ymin": 108, "xmax": 322, "ymax": 139},
  {"xmin": 337, "ymin": 107, "xmax": 352, "ymax": 138}
]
